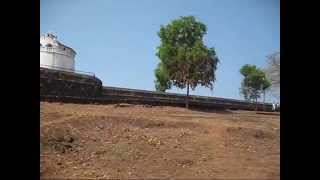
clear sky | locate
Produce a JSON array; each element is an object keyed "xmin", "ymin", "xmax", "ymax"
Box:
[{"xmin": 40, "ymin": 0, "xmax": 279, "ymax": 103}]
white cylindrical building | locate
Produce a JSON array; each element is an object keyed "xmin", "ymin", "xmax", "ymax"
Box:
[{"xmin": 40, "ymin": 33, "xmax": 76, "ymax": 71}]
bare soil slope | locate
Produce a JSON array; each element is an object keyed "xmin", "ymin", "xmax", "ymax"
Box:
[{"xmin": 40, "ymin": 102, "xmax": 280, "ymax": 179}]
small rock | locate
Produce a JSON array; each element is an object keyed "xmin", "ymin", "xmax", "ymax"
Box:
[
  {"xmin": 114, "ymin": 103, "xmax": 133, "ymax": 108},
  {"xmin": 56, "ymin": 137, "xmax": 64, "ymax": 142},
  {"xmin": 254, "ymin": 130, "xmax": 264, "ymax": 139},
  {"xmin": 66, "ymin": 136, "xmax": 74, "ymax": 143},
  {"xmin": 95, "ymin": 150, "xmax": 106, "ymax": 155},
  {"xmin": 177, "ymin": 159, "xmax": 193, "ymax": 167},
  {"xmin": 157, "ymin": 141, "xmax": 164, "ymax": 145},
  {"xmin": 64, "ymin": 144, "xmax": 72, "ymax": 149}
]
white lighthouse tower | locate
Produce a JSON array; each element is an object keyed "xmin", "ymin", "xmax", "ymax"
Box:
[{"xmin": 40, "ymin": 33, "xmax": 76, "ymax": 71}]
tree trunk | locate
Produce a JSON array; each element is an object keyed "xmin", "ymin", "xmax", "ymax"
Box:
[
  {"xmin": 255, "ymin": 97, "xmax": 258, "ymax": 111},
  {"xmin": 186, "ymin": 83, "xmax": 190, "ymax": 109},
  {"xmin": 263, "ymin": 90, "xmax": 266, "ymax": 111}
]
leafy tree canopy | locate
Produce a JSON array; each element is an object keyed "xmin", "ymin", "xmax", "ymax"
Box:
[
  {"xmin": 240, "ymin": 64, "xmax": 271, "ymax": 102},
  {"xmin": 155, "ymin": 16, "xmax": 219, "ymax": 98}
]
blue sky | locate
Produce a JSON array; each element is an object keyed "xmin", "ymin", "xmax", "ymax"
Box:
[{"xmin": 40, "ymin": 0, "xmax": 279, "ymax": 102}]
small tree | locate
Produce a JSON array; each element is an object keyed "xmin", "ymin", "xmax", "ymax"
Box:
[
  {"xmin": 240, "ymin": 64, "xmax": 271, "ymax": 110},
  {"xmin": 155, "ymin": 16, "xmax": 219, "ymax": 108}
]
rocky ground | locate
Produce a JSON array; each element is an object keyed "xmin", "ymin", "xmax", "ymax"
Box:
[{"xmin": 40, "ymin": 102, "xmax": 280, "ymax": 179}]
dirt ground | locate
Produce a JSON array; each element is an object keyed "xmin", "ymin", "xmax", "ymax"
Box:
[{"xmin": 40, "ymin": 102, "xmax": 280, "ymax": 179}]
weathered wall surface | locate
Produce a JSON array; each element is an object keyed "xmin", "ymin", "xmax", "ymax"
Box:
[
  {"xmin": 40, "ymin": 67, "xmax": 102, "ymax": 99},
  {"xmin": 40, "ymin": 49, "xmax": 75, "ymax": 70},
  {"xmin": 40, "ymin": 68, "xmax": 275, "ymax": 111},
  {"xmin": 101, "ymin": 86, "xmax": 271, "ymax": 111}
]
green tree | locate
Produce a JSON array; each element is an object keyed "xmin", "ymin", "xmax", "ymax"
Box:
[
  {"xmin": 240, "ymin": 64, "xmax": 271, "ymax": 110},
  {"xmin": 155, "ymin": 16, "xmax": 219, "ymax": 108}
]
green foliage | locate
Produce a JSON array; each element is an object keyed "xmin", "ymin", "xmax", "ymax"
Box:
[
  {"xmin": 154, "ymin": 63, "xmax": 171, "ymax": 92},
  {"xmin": 240, "ymin": 64, "xmax": 271, "ymax": 102},
  {"xmin": 240, "ymin": 64, "xmax": 257, "ymax": 77},
  {"xmin": 155, "ymin": 16, "xmax": 219, "ymax": 95}
]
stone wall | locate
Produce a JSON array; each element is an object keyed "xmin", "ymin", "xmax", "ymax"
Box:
[
  {"xmin": 40, "ymin": 67, "xmax": 102, "ymax": 99},
  {"xmin": 40, "ymin": 67, "xmax": 274, "ymax": 112},
  {"xmin": 101, "ymin": 87, "xmax": 273, "ymax": 111}
]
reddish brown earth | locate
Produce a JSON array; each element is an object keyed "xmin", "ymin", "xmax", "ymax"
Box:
[{"xmin": 40, "ymin": 102, "xmax": 280, "ymax": 179}]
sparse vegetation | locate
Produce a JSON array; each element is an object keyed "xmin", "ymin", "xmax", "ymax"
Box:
[
  {"xmin": 40, "ymin": 102, "xmax": 279, "ymax": 179},
  {"xmin": 265, "ymin": 52, "xmax": 280, "ymax": 100}
]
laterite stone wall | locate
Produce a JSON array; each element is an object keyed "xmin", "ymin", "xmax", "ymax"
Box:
[{"xmin": 40, "ymin": 67, "xmax": 102, "ymax": 98}]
